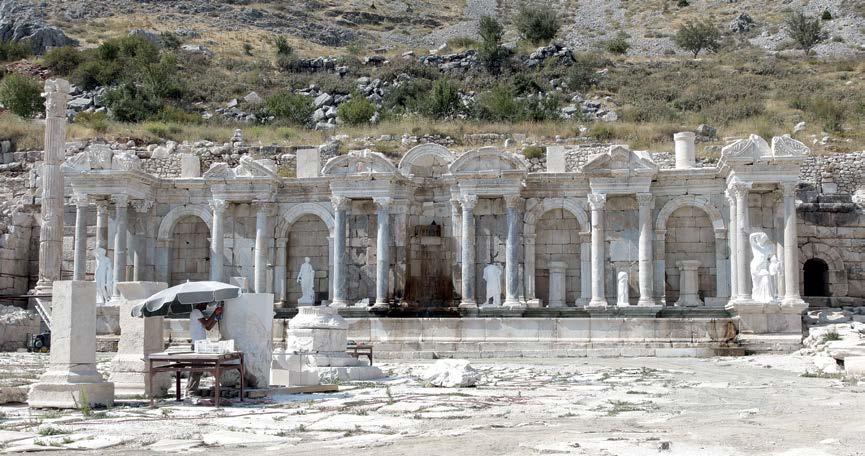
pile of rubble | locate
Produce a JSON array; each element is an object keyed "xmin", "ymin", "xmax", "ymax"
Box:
[{"xmin": 800, "ymin": 308, "xmax": 865, "ymax": 376}]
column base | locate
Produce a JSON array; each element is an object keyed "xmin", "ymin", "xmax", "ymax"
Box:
[
  {"xmin": 637, "ymin": 297, "xmax": 658, "ymax": 307},
  {"xmin": 371, "ymin": 300, "xmax": 389, "ymax": 309},
  {"xmin": 329, "ymin": 299, "xmax": 350, "ymax": 308},
  {"xmin": 526, "ymin": 299, "xmax": 543, "ymax": 308},
  {"xmin": 459, "ymin": 300, "xmax": 477, "ymax": 309},
  {"xmin": 503, "ymin": 298, "xmax": 525, "ymax": 308},
  {"xmin": 674, "ymin": 297, "xmax": 703, "ymax": 307},
  {"xmin": 28, "ymin": 368, "xmax": 114, "ymax": 409},
  {"xmin": 587, "ymin": 298, "xmax": 608, "ymax": 308}
]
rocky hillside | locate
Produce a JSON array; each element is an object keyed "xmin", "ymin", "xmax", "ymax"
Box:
[{"xmin": 38, "ymin": 0, "xmax": 865, "ymax": 58}]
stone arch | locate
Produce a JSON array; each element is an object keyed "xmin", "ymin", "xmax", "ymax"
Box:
[
  {"xmin": 524, "ymin": 198, "xmax": 589, "ymax": 235},
  {"xmin": 274, "ymin": 202, "xmax": 335, "ymax": 238},
  {"xmin": 656, "ymin": 195, "xmax": 725, "ymax": 234},
  {"xmin": 321, "ymin": 150, "xmax": 397, "ymax": 176},
  {"xmin": 398, "ymin": 143, "xmax": 454, "ymax": 176},
  {"xmin": 799, "ymin": 242, "xmax": 848, "ymax": 297},
  {"xmin": 449, "ymin": 147, "xmax": 528, "ymax": 174},
  {"xmin": 157, "ymin": 205, "xmax": 213, "ymax": 241}
]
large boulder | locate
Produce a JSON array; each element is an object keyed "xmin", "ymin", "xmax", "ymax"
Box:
[
  {"xmin": 0, "ymin": 0, "xmax": 77, "ymax": 54},
  {"xmin": 421, "ymin": 360, "xmax": 480, "ymax": 388}
]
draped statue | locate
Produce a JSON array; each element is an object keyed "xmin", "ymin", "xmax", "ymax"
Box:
[
  {"xmin": 750, "ymin": 232, "xmax": 779, "ymax": 302},
  {"xmin": 94, "ymin": 247, "xmax": 113, "ymax": 303},
  {"xmin": 296, "ymin": 257, "xmax": 316, "ymax": 306}
]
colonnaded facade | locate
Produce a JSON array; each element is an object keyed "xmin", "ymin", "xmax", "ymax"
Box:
[{"xmin": 24, "ymin": 79, "xmax": 865, "ymax": 356}]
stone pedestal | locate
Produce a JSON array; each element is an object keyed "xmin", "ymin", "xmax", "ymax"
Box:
[
  {"xmin": 29, "ymin": 281, "xmax": 114, "ymax": 408},
  {"xmin": 220, "ymin": 293, "xmax": 274, "ymax": 388},
  {"xmin": 271, "ymin": 306, "xmax": 382, "ymax": 386},
  {"xmin": 96, "ymin": 305, "xmax": 120, "ymax": 335},
  {"xmin": 725, "ymin": 299, "xmax": 808, "ymax": 353},
  {"xmin": 109, "ymin": 282, "xmax": 169, "ymax": 399},
  {"xmin": 675, "ymin": 260, "xmax": 702, "ymax": 307},
  {"xmin": 547, "ymin": 261, "xmax": 566, "ymax": 308}
]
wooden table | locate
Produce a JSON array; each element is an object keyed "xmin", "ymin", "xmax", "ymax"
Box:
[
  {"xmin": 346, "ymin": 343, "xmax": 374, "ymax": 365},
  {"xmin": 147, "ymin": 352, "xmax": 244, "ymax": 407}
]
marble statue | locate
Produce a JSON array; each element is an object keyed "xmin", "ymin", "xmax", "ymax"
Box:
[
  {"xmin": 616, "ymin": 271, "xmax": 629, "ymax": 306},
  {"xmin": 483, "ymin": 263, "xmax": 503, "ymax": 306},
  {"xmin": 750, "ymin": 232, "xmax": 779, "ymax": 302},
  {"xmin": 94, "ymin": 247, "xmax": 113, "ymax": 304},
  {"xmin": 296, "ymin": 257, "xmax": 315, "ymax": 306}
]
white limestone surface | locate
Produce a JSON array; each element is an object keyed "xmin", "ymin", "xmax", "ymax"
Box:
[
  {"xmin": 220, "ymin": 293, "xmax": 275, "ymax": 388},
  {"xmin": 421, "ymin": 359, "xmax": 479, "ymax": 387}
]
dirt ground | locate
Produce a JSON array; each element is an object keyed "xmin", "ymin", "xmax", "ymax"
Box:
[{"xmin": 1, "ymin": 354, "xmax": 864, "ymax": 455}]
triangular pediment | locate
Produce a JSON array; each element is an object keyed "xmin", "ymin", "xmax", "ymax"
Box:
[
  {"xmin": 720, "ymin": 134, "xmax": 771, "ymax": 160},
  {"xmin": 581, "ymin": 145, "xmax": 657, "ymax": 175}
]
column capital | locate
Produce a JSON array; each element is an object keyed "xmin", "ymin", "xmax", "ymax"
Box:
[
  {"xmin": 503, "ymin": 194, "xmax": 523, "ymax": 209},
  {"xmin": 210, "ymin": 198, "xmax": 229, "ymax": 214},
  {"xmin": 587, "ymin": 193, "xmax": 606, "ymax": 210},
  {"xmin": 111, "ymin": 194, "xmax": 129, "ymax": 207},
  {"xmin": 131, "ymin": 199, "xmax": 153, "ymax": 213},
  {"xmin": 331, "ymin": 195, "xmax": 351, "ymax": 211},
  {"xmin": 780, "ymin": 181, "xmax": 798, "ymax": 197},
  {"xmin": 72, "ymin": 192, "xmax": 90, "ymax": 207},
  {"xmin": 460, "ymin": 194, "xmax": 478, "ymax": 210},
  {"xmin": 636, "ymin": 193, "xmax": 654, "ymax": 208},
  {"xmin": 373, "ymin": 197, "xmax": 392, "ymax": 210},
  {"xmin": 728, "ymin": 180, "xmax": 751, "ymax": 199},
  {"xmin": 450, "ymin": 198, "xmax": 461, "ymax": 211}
]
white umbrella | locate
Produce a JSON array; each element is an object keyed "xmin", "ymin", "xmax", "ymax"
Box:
[{"xmin": 131, "ymin": 281, "xmax": 241, "ymax": 317}]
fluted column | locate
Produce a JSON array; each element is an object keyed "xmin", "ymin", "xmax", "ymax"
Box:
[
  {"xmin": 714, "ymin": 231, "xmax": 730, "ymax": 300},
  {"xmin": 373, "ymin": 197, "xmax": 392, "ymax": 307},
  {"xmin": 725, "ymin": 189, "xmax": 738, "ymax": 301},
  {"xmin": 35, "ymin": 79, "xmax": 70, "ymax": 294},
  {"xmin": 72, "ymin": 193, "xmax": 89, "ymax": 281},
  {"xmin": 209, "ymin": 199, "xmax": 227, "ymax": 282},
  {"xmin": 730, "ymin": 181, "xmax": 751, "ymax": 300},
  {"xmin": 331, "ymin": 196, "xmax": 351, "ymax": 307},
  {"xmin": 254, "ymin": 202, "xmax": 272, "ymax": 293},
  {"xmin": 587, "ymin": 193, "xmax": 607, "ymax": 307},
  {"xmin": 781, "ymin": 182, "xmax": 804, "ymax": 305},
  {"xmin": 579, "ymin": 232, "xmax": 591, "ymax": 305},
  {"xmin": 450, "ymin": 198, "xmax": 462, "ymax": 299},
  {"xmin": 654, "ymin": 229, "xmax": 666, "ymax": 305},
  {"xmin": 95, "ymin": 199, "xmax": 109, "ymax": 253},
  {"xmin": 523, "ymin": 234, "xmax": 536, "ymax": 303},
  {"xmin": 636, "ymin": 193, "xmax": 655, "ymax": 306},
  {"xmin": 459, "ymin": 194, "xmax": 478, "ymax": 308},
  {"xmin": 111, "ymin": 194, "xmax": 129, "ymax": 299},
  {"xmin": 504, "ymin": 195, "xmax": 523, "ymax": 307}
]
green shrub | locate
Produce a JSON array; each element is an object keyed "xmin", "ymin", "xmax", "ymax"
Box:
[
  {"xmin": 337, "ymin": 94, "xmax": 376, "ymax": 125},
  {"xmin": 447, "ymin": 37, "xmax": 478, "ymax": 50},
  {"xmin": 808, "ymin": 97, "xmax": 845, "ymax": 132},
  {"xmin": 674, "ymin": 20, "xmax": 721, "ymax": 57},
  {"xmin": 243, "ymin": 43, "xmax": 253, "ymax": 56},
  {"xmin": 0, "ymin": 40, "xmax": 32, "ymax": 63},
  {"xmin": 383, "ymin": 78, "xmax": 430, "ymax": 114},
  {"xmin": 159, "ymin": 32, "xmax": 182, "ymax": 50},
  {"xmin": 604, "ymin": 32, "xmax": 630, "ymax": 55},
  {"xmin": 158, "ymin": 105, "xmax": 200, "ymax": 124},
  {"xmin": 144, "ymin": 121, "xmax": 182, "ymax": 139},
  {"xmin": 522, "ymin": 145, "xmax": 545, "ymax": 159},
  {"xmin": 786, "ymin": 12, "xmax": 826, "ymax": 54},
  {"xmin": 266, "ymin": 91, "xmax": 314, "ymax": 126},
  {"xmin": 0, "ymin": 74, "xmax": 43, "ymax": 119},
  {"xmin": 105, "ymin": 82, "xmax": 162, "ymax": 122},
  {"xmin": 74, "ymin": 111, "xmax": 109, "ymax": 133},
  {"xmin": 477, "ymin": 85, "xmax": 522, "ymax": 121},
  {"xmin": 677, "ymin": 0, "xmax": 689, "ymax": 7},
  {"xmin": 523, "ymin": 95, "xmax": 560, "ymax": 121},
  {"xmin": 568, "ymin": 53, "xmax": 606, "ymax": 91},
  {"xmin": 514, "ymin": 3, "xmax": 560, "ymax": 44},
  {"xmin": 821, "ymin": 9, "xmax": 833, "ymax": 21},
  {"xmin": 42, "ymin": 46, "xmax": 82, "ymax": 75},
  {"xmin": 421, "ymin": 78, "xmax": 461, "ymax": 119},
  {"xmin": 478, "ymin": 16, "xmax": 508, "ymax": 73},
  {"xmin": 274, "ymin": 35, "xmax": 292, "ymax": 56}
]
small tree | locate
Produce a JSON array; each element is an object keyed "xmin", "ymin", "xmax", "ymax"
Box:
[
  {"xmin": 0, "ymin": 74, "xmax": 43, "ymax": 119},
  {"xmin": 477, "ymin": 16, "xmax": 508, "ymax": 73},
  {"xmin": 42, "ymin": 46, "xmax": 82, "ymax": 75},
  {"xmin": 266, "ymin": 91, "xmax": 314, "ymax": 126},
  {"xmin": 422, "ymin": 78, "xmax": 461, "ymax": 119},
  {"xmin": 337, "ymin": 94, "xmax": 376, "ymax": 125},
  {"xmin": 514, "ymin": 3, "xmax": 560, "ymax": 44},
  {"xmin": 786, "ymin": 12, "xmax": 826, "ymax": 54},
  {"xmin": 604, "ymin": 32, "xmax": 630, "ymax": 55},
  {"xmin": 674, "ymin": 20, "xmax": 721, "ymax": 57}
]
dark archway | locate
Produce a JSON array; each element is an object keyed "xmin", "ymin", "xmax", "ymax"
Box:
[{"xmin": 803, "ymin": 258, "xmax": 830, "ymax": 297}]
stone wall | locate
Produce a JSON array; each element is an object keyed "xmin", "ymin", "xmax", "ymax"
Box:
[
  {"xmin": 534, "ymin": 209, "xmax": 581, "ymax": 305},
  {"xmin": 800, "ymin": 152, "xmax": 865, "ymax": 195},
  {"xmin": 346, "ymin": 200, "xmax": 381, "ymax": 303},
  {"xmin": 472, "ymin": 198, "xmax": 507, "ymax": 305},
  {"xmin": 406, "ymin": 199, "xmax": 455, "ymax": 305},
  {"xmin": 170, "ymin": 216, "xmax": 210, "ymax": 285},
  {"xmin": 0, "ymin": 304, "xmax": 40, "ymax": 351},
  {"xmin": 664, "ymin": 207, "xmax": 717, "ymax": 302}
]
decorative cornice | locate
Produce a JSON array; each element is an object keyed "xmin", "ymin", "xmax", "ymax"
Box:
[{"xmin": 111, "ymin": 194, "xmax": 129, "ymax": 206}]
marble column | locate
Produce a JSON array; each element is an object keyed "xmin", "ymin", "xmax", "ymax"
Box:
[
  {"xmin": 730, "ymin": 181, "xmax": 751, "ymax": 300},
  {"xmin": 781, "ymin": 182, "xmax": 804, "ymax": 305},
  {"xmin": 548, "ymin": 261, "xmax": 567, "ymax": 308},
  {"xmin": 209, "ymin": 199, "xmax": 227, "ymax": 282},
  {"xmin": 523, "ymin": 234, "xmax": 536, "ymax": 304},
  {"xmin": 504, "ymin": 195, "xmax": 523, "ymax": 307},
  {"xmin": 675, "ymin": 260, "xmax": 702, "ymax": 307},
  {"xmin": 331, "ymin": 196, "xmax": 350, "ymax": 307},
  {"xmin": 450, "ymin": 198, "xmax": 462, "ymax": 299},
  {"xmin": 773, "ymin": 193, "xmax": 786, "ymax": 298},
  {"xmin": 459, "ymin": 194, "xmax": 478, "ymax": 308},
  {"xmin": 129, "ymin": 200, "xmax": 152, "ymax": 282},
  {"xmin": 95, "ymin": 199, "xmax": 109, "ymax": 253},
  {"xmin": 35, "ymin": 79, "xmax": 70, "ymax": 294},
  {"xmin": 72, "ymin": 193, "xmax": 89, "ymax": 281},
  {"xmin": 714, "ymin": 231, "xmax": 730, "ymax": 300},
  {"xmin": 653, "ymin": 229, "xmax": 666, "ymax": 304},
  {"xmin": 636, "ymin": 193, "xmax": 655, "ymax": 306},
  {"xmin": 579, "ymin": 232, "xmax": 591, "ymax": 305},
  {"xmin": 725, "ymin": 189, "xmax": 738, "ymax": 300},
  {"xmin": 373, "ymin": 197, "xmax": 392, "ymax": 307},
  {"xmin": 587, "ymin": 193, "xmax": 607, "ymax": 307},
  {"xmin": 111, "ymin": 194, "xmax": 129, "ymax": 299},
  {"xmin": 254, "ymin": 202, "xmax": 271, "ymax": 293}
]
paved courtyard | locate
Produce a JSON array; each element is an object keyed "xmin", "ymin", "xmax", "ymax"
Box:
[{"xmin": 1, "ymin": 353, "xmax": 863, "ymax": 455}]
